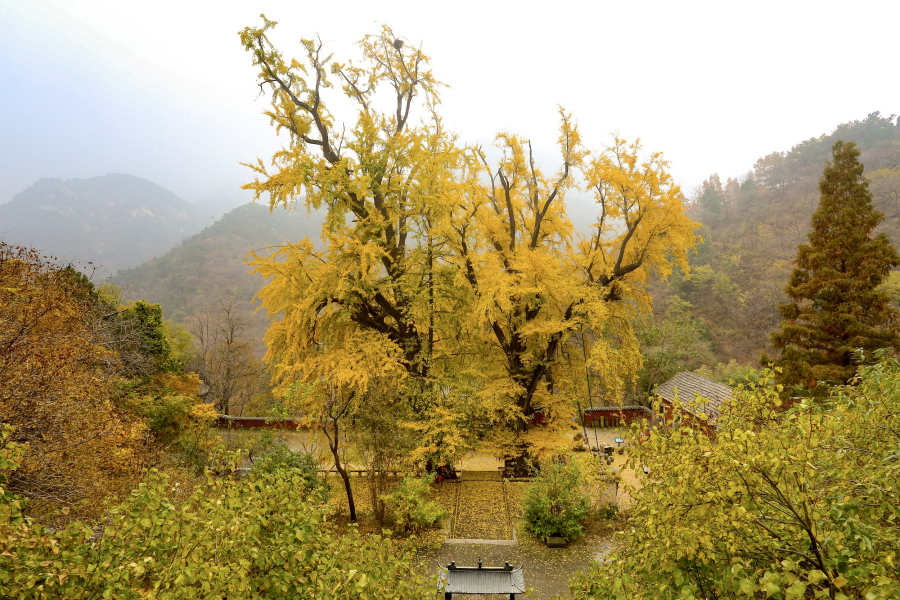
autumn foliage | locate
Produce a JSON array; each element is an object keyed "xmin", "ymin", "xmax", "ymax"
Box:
[
  {"xmin": 5, "ymin": 18, "xmax": 900, "ymax": 599},
  {"xmin": 0, "ymin": 244, "xmax": 147, "ymax": 523},
  {"xmin": 240, "ymin": 18, "xmax": 700, "ymax": 475},
  {"xmin": 0, "ymin": 432, "xmax": 431, "ymax": 599},
  {"xmin": 571, "ymin": 355, "xmax": 900, "ymax": 599}
]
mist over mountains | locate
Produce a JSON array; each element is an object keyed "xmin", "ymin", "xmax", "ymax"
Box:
[
  {"xmin": 0, "ymin": 173, "xmax": 277, "ymax": 276},
  {"xmin": 0, "ymin": 170, "xmax": 321, "ymax": 357},
  {"xmin": 111, "ymin": 202, "xmax": 323, "ymax": 356},
  {"xmin": 0, "ymin": 174, "xmax": 206, "ymax": 274},
  {"xmin": 4, "ymin": 113, "xmax": 898, "ymax": 365}
]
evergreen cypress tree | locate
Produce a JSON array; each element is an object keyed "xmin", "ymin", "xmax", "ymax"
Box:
[{"xmin": 768, "ymin": 140, "xmax": 900, "ymax": 393}]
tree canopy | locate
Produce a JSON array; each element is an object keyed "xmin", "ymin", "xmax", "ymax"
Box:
[
  {"xmin": 242, "ymin": 18, "xmax": 460, "ymax": 386},
  {"xmin": 1, "ymin": 434, "xmax": 430, "ymax": 599},
  {"xmin": 0, "ymin": 244, "xmax": 147, "ymax": 523},
  {"xmin": 240, "ymin": 19, "xmax": 699, "ymax": 470},
  {"xmin": 450, "ymin": 127, "xmax": 699, "ymax": 463}
]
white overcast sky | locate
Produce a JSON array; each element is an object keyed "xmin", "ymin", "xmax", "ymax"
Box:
[{"xmin": 1, "ymin": 0, "xmax": 897, "ymax": 205}]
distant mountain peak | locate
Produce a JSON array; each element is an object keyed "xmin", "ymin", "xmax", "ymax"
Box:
[{"xmin": 0, "ymin": 174, "xmax": 206, "ymax": 274}]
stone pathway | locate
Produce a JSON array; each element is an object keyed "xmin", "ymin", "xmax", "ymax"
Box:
[{"xmin": 421, "ymin": 452, "xmax": 632, "ymax": 598}]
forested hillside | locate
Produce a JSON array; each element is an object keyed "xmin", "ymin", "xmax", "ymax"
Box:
[
  {"xmin": 112, "ymin": 203, "xmax": 322, "ymax": 356},
  {"xmin": 0, "ymin": 174, "xmax": 206, "ymax": 273},
  {"xmin": 657, "ymin": 112, "xmax": 900, "ymax": 366}
]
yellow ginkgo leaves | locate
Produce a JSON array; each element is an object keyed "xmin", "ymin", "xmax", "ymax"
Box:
[{"xmin": 240, "ymin": 20, "xmax": 699, "ymax": 469}]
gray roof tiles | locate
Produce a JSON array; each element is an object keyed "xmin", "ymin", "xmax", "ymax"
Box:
[
  {"xmin": 654, "ymin": 371, "xmax": 734, "ymax": 420},
  {"xmin": 439, "ymin": 564, "xmax": 525, "ymax": 595}
]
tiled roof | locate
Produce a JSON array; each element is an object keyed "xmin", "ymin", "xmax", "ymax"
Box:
[
  {"xmin": 439, "ymin": 563, "xmax": 525, "ymax": 595},
  {"xmin": 654, "ymin": 371, "xmax": 733, "ymax": 420}
]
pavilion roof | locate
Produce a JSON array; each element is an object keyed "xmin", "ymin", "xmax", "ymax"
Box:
[{"xmin": 439, "ymin": 561, "xmax": 525, "ymax": 595}]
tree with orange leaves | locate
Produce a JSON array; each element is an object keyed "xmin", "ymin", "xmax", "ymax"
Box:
[{"xmin": 0, "ymin": 244, "xmax": 152, "ymax": 524}]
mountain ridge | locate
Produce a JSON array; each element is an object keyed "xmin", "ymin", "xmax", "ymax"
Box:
[
  {"xmin": 664, "ymin": 111, "xmax": 900, "ymax": 366},
  {"xmin": 0, "ymin": 173, "xmax": 206, "ymax": 274},
  {"xmin": 111, "ymin": 202, "xmax": 323, "ymax": 357}
]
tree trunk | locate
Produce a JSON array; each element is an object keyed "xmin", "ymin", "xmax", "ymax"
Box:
[
  {"xmin": 503, "ymin": 434, "xmax": 535, "ymax": 478},
  {"xmin": 324, "ymin": 417, "xmax": 356, "ymax": 521},
  {"xmin": 334, "ymin": 458, "xmax": 356, "ymax": 522}
]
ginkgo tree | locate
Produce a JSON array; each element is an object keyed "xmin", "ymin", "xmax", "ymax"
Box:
[
  {"xmin": 448, "ymin": 115, "xmax": 699, "ymax": 471},
  {"xmin": 241, "ymin": 16, "xmax": 461, "ymax": 381},
  {"xmin": 240, "ymin": 18, "xmax": 474, "ymax": 481},
  {"xmin": 240, "ymin": 18, "xmax": 699, "ymax": 475}
]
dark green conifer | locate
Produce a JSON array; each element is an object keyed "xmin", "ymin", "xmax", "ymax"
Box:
[{"xmin": 768, "ymin": 140, "xmax": 900, "ymax": 393}]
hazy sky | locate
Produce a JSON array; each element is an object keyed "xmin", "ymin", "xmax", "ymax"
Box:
[{"xmin": 1, "ymin": 0, "xmax": 897, "ymax": 205}]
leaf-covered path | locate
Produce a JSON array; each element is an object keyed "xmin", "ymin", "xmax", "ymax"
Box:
[{"xmin": 451, "ymin": 471, "xmax": 512, "ymax": 540}]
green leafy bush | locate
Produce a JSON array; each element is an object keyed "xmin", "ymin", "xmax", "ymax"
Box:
[
  {"xmin": 144, "ymin": 394, "xmax": 194, "ymax": 433},
  {"xmin": 0, "ymin": 426, "xmax": 430, "ymax": 599},
  {"xmin": 598, "ymin": 502, "xmax": 619, "ymax": 520},
  {"xmin": 251, "ymin": 440, "xmax": 325, "ymax": 497},
  {"xmin": 570, "ymin": 355, "xmax": 900, "ymax": 600},
  {"xmin": 523, "ymin": 459, "xmax": 591, "ymax": 544},
  {"xmin": 381, "ymin": 475, "xmax": 447, "ymax": 533}
]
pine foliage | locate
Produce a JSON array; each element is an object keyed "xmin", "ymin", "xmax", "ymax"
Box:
[{"xmin": 769, "ymin": 141, "xmax": 900, "ymax": 392}]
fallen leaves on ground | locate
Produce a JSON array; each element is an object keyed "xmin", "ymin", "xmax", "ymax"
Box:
[
  {"xmin": 453, "ymin": 476, "xmax": 511, "ymax": 540},
  {"xmin": 505, "ymin": 481, "xmax": 528, "ymax": 521}
]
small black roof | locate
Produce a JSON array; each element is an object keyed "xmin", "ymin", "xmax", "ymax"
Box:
[{"xmin": 439, "ymin": 561, "xmax": 525, "ymax": 595}]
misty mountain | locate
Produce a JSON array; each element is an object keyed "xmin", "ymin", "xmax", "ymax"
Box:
[
  {"xmin": 111, "ymin": 203, "xmax": 323, "ymax": 357},
  {"xmin": 0, "ymin": 174, "xmax": 206, "ymax": 274},
  {"xmin": 191, "ymin": 182, "xmax": 259, "ymax": 223}
]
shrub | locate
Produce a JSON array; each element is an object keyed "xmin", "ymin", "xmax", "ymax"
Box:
[
  {"xmin": 251, "ymin": 441, "xmax": 325, "ymax": 497},
  {"xmin": 0, "ymin": 426, "xmax": 430, "ymax": 599},
  {"xmin": 598, "ymin": 503, "xmax": 619, "ymax": 520},
  {"xmin": 523, "ymin": 459, "xmax": 591, "ymax": 544},
  {"xmin": 145, "ymin": 394, "xmax": 194, "ymax": 433},
  {"xmin": 570, "ymin": 355, "xmax": 900, "ymax": 599},
  {"xmin": 381, "ymin": 475, "xmax": 447, "ymax": 533}
]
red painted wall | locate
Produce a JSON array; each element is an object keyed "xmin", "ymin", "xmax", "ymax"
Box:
[
  {"xmin": 659, "ymin": 400, "xmax": 716, "ymax": 436},
  {"xmin": 583, "ymin": 407, "xmax": 651, "ymax": 427},
  {"xmin": 531, "ymin": 411, "xmax": 548, "ymax": 426}
]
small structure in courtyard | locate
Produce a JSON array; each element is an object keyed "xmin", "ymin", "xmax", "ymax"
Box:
[
  {"xmin": 438, "ymin": 559, "xmax": 525, "ymax": 599},
  {"xmin": 654, "ymin": 371, "xmax": 733, "ymax": 431}
]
